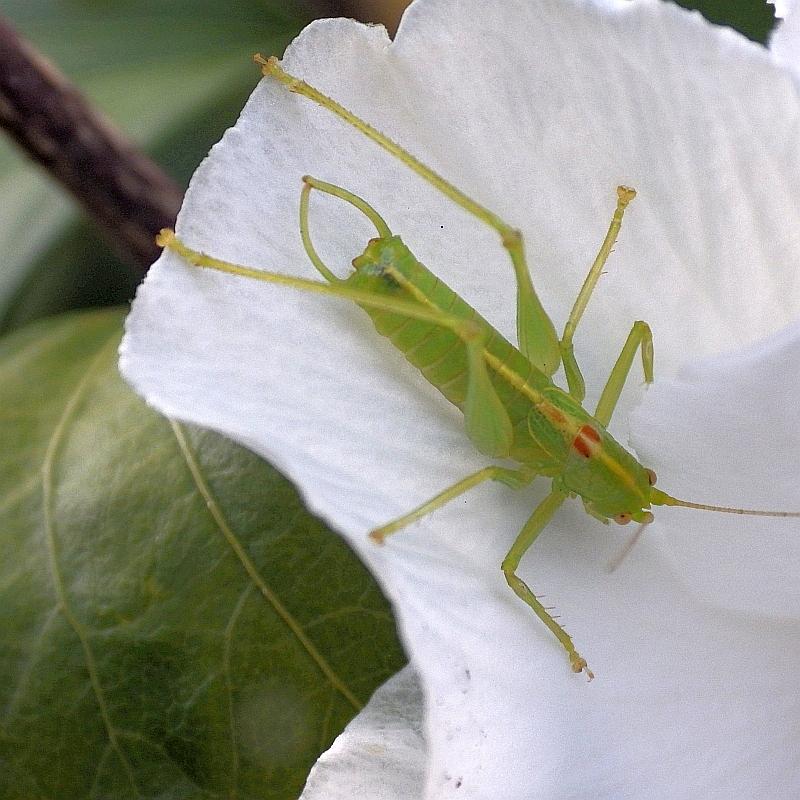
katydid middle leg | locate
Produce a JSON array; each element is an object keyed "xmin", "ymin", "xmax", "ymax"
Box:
[{"xmin": 371, "ymin": 465, "xmax": 536, "ymax": 543}]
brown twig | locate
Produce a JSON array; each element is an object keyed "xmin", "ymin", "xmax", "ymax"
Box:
[
  {"xmin": 0, "ymin": 16, "xmax": 183, "ymax": 278},
  {"xmin": 324, "ymin": 0, "xmax": 410, "ymax": 34}
]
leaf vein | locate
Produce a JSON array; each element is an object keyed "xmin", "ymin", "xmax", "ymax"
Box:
[
  {"xmin": 41, "ymin": 332, "xmax": 141, "ymax": 797},
  {"xmin": 2, "ymin": 604, "xmax": 60, "ymax": 723},
  {"xmin": 169, "ymin": 421, "xmax": 363, "ymax": 712},
  {"xmin": 222, "ymin": 584, "xmax": 252, "ymax": 800}
]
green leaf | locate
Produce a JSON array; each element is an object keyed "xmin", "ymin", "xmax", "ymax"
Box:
[
  {"xmin": 669, "ymin": 0, "xmax": 776, "ymax": 43},
  {"xmin": 0, "ymin": 0, "xmax": 308, "ymax": 333},
  {"xmin": 0, "ymin": 309, "xmax": 405, "ymax": 799}
]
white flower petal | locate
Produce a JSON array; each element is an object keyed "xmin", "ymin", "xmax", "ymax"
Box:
[
  {"xmin": 772, "ymin": 3, "xmax": 800, "ymax": 69},
  {"xmin": 121, "ymin": 1, "xmax": 800, "ymax": 797},
  {"xmin": 630, "ymin": 319, "xmax": 800, "ymax": 616},
  {"xmin": 299, "ymin": 667, "xmax": 426, "ymax": 800},
  {"xmin": 771, "ymin": 0, "xmax": 792, "ymax": 20}
]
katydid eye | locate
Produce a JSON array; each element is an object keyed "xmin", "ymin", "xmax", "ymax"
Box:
[
  {"xmin": 645, "ymin": 468, "xmax": 657, "ymax": 486},
  {"xmin": 614, "ymin": 513, "xmax": 632, "ymax": 525}
]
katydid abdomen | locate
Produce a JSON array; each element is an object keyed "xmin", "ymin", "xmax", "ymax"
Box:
[{"xmin": 347, "ymin": 233, "xmax": 627, "ymax": 481}]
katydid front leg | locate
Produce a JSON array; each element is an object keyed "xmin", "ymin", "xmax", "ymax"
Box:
[
  {"xmin": 560, "ymin": 186, "xmax": 638, "ymax": 401},
  {"xmin": 500, "ymin": 489, "xmax": 593, "ymax": 678},
  {"xmin": 594, "ymin": 319, "xmax": 654, "ymax": 426}
]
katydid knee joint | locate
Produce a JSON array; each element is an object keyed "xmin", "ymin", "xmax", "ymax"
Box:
[{"xmin": 501, "ymin": 227, "xmax": 523, "ymax": 248}]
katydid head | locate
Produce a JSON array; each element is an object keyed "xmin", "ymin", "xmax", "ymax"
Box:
[
  {"xmin": 570, "ymin": 447, "xmax": 800, "ymax": 551},
  {"xmin": 560, "ymin": 425, "xmax": 656, "ymax": 525},
  {"xmin": 562, "ymin": 419, "xmax": 800, "ymax": 527},
  {"xmin": 607, "ymin": 465, "xmax": 657, "ymax": 525},
  {"xmin": 351, "ymin": 235, "xmax": 406, "ymax": 275}
]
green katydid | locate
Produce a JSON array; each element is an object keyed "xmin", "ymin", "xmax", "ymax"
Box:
[{"xmin": 157, "ymin": 54, "xmax": 800, "ymax": 679}]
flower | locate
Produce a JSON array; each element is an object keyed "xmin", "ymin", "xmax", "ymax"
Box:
[{"xmin": 120, "ymin": 1, "xmax": 800, "ymax": 796}]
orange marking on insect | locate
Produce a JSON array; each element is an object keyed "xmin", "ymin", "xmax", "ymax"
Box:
[
  {"xmin": 534, "ymin": 401, "xmax": 569, "ymax": 430},
  {"xmin": 571, "ymin": 424, "xmax": 601, "ymax": 459},
  {"xmin": 544, "ymin": 406, "xmax": 567, "ymax": 425}
]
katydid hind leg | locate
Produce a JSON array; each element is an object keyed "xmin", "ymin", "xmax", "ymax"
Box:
[
  {"xmin": 371, "ymin": 465, "xmax": 536, "ymax": 543},
  {"xmin": 501, "ymin": 489, "xmax": 593, "ymax": 678},
  {"xmin": 259, "ymin": 56, "xmax": 562, "ymax": 376}
]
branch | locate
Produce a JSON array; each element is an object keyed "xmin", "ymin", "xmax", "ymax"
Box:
[{"xmin": 0, "ymin": 16, "xmax": 183, "ymax": 277}]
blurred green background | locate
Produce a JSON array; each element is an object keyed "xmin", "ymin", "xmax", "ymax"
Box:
[{"xmin": 0, "ymin": 1, "xmax": 780, "ymax": 799}]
